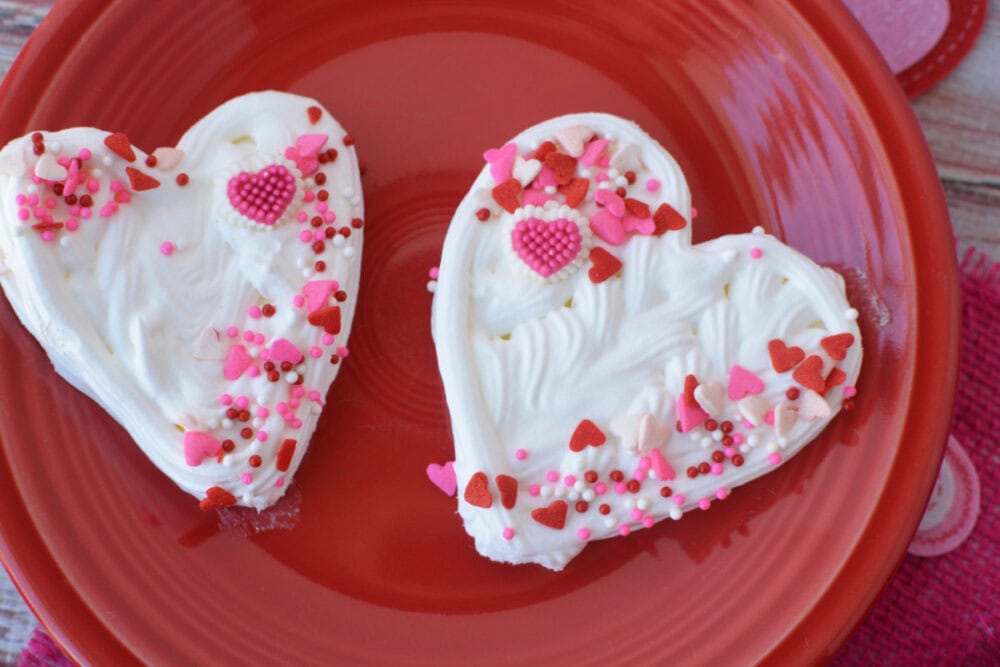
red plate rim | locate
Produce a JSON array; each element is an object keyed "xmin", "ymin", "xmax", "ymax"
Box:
[{"xmin": 0, "ymin": 0, "xmax": 960, "ymax": 663}]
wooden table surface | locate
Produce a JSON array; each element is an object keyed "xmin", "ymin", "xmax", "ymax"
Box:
[{"xmin": 0, "ymin": 1, "xmax": 994, "ymax": 664}]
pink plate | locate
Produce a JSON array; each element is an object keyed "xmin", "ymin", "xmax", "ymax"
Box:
[{"xmin": 0, "ymin": 1, "xmax": 958, "ymax": 664}]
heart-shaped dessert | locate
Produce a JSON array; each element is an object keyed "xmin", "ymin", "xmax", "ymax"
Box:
[
  {"xmin": 431, "ymin": 114, "xmax": 862, "ymax": 570},
  {"xmin": 0, "ymin": 92, "xmax": 363, "ymax": 510}
]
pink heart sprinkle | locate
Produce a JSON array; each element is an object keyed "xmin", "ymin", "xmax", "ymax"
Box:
[
  {"xmin": 595, "ymin": 188, "xmax": 626, "ymax": 217},
  {"xmin": 511, "ymin": 217, "xmax": 583, "ymax": 278},
  {"xmin": 677, "ymin": 396, "xmax": 708, "ymax": 432},
  {"xmin": 227, "ymin": 164, "xmax": 297, "ymax": 225},
  {"xmin": 269, "ymin": 338, "xmax": 304, "ymax": 365},
  {"xmin": 728, "ymin": 364, "xmax": 765, "ymax": 400},
  {"xmin": 302, "ymin": 279, "xmax": 339, "ymax": 313},
  {"xmin": 223, "ymin": 344, "xmax": 253, "ymax": 380},
  {"xmin": 183, "ymin": 431, "xmax": 221, "ymax": 467},
  {"xmin": 483, "ymin": 142, "xmax": 517, "ymax": 183},
  {"xmin": 426, "ymin": 461, "xmax": 457, "ymax": 496},
  {"xmin": 589, "ymin": 209, "xmax": 626, "ymax": 246}
]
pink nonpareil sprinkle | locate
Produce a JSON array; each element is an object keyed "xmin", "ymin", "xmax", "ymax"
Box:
[
  {"xmin": 428, "ymin": 266, "xmax": 440, "ymax": 280},
  {"xmin": 618, "ymin": 524, "xmax": 630, "ymax": 536},
  {"xmin": 577, "ymin": 528, "xmax": 591, "ymax": 540},
  {"xmin": 514, "ymin": 448, "xmax": 527, "ymax": 460},
  {"xmin": 248, "ymin": 305, "xmax": 262, "ymax": 319},
  {"xmin": 528, "ymin": 484, "xmax": 541, "ymax": 497},
  {"xmin": 256, "ymin": 431, "xmax": 268, "ymax": 442},
  {"xmin": 563, "ymin": 474, "xmax": 576, "ymax": 486},
  {"xmin": 235, "ymin": 396, "xmax": 250, "ymax": 409},
  {"xmin": 309, "ymin": 346, "xmax": 323, "ymax": 358},
  {"xmin": 256, "ymin": 407, "xmax": 270, "ymax": 418},
  {"xmin": 292, "ymin": 386, "xmax": 305, "ymax": 398},
  {"xmin": 546, "ymin": 470, "xmax": 559, "ymax": 483},
  {"xmin": 645, "ymin": 178, "xmax": 660, "ymax": 192},
  {"xmin": 502, "ymin": 527, "xmax": 515, "ymax": 540},
  {"xmin": 299, "ymin": 230, "xmax": 312, "ymax": 243},
  {"xmin": 322, "ymin": 333, "xmax": 335, "ymax": 346},
  {"xmin": 253, "ymin": 333, "xmax": 265, "ymax": 345},
  {"xmin": 219, "ymin": 394, "xmax": 233, "ymax": 406},
  {"xmin": 336, "ymin": 346, "xmax": 349, "ymax": 358},
  {"xmin": 750, "ymin": 247, "xmax": 763, "ymax": 259},
  {"xmin": 698, "ymin": 498, "xmax": 711, "ymax": 510},
  {"xmin": 226, "ymin": 326, "xmax": 239, "ymax": 338},
  {"xmin": 160, "ymin": 241, "xmax": 174, "ymax": 256}
]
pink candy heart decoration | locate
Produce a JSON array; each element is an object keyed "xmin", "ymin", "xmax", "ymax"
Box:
[
  {"xmin": 183, "ymin": 431, "xmax": 221, "ymax": 467},
  {"xmin": 224, "ymin": 344, "xmax": 253, "ymax": 380},
  {"xmin": 511, "ymin": 217, "xmax": 583, "ymax": 278},
  {"xmin": 302, "ymin": 279, "xmax": 339, "ymax": 313},
  {"xmin": 426, "ymin": 461, "xmax": 457, "ymax": 496},
  {"xmin": 227, "ymin": 164, "xmax": 298, "ymax": 225},
  {"xmin": 589, "ymin": 209, "xmax": 626, "ymax": 246},
  {"xmin": 268, "ymin": 338, "xmax": 303, "ymax": 365},
  {"xmin": 484, "ymin": 142, "xmax": 517, "ymax": 183},
  {"xmin": 728, "ymin": 364, "xmax": 765, "ymax": 400}
]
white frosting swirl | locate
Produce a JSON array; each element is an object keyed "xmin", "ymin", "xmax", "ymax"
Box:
[
  {"xmin": 0, "ymin": 92, "xmax": 363, "ymax": 510},
  {"xmin": 432, "ymin": 113, "xmax": 862, "ymax": 570}
]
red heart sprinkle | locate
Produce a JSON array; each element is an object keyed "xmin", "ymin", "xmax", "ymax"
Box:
[
  {"xmin": 559, "ymin": 177, "xmax": 589, "ymax": 208},
  {"xmin": 588, "ymin": 246, "xmax": 622, "ymax": 284},
  {"xmin": 199, "ymin": 486, "xmax": 237, "ymax": 511},
  {"xmin": 683, "ymin": 374, "xmax": 700, "ymax": 408},
  {"xmin": 307, "ymin": 106, "xmax": 322, "ymax": 124},
  {"xmin": 652, "ymin": 203, "xmax": 686, "ymax": 235},
  {"xmin": 496, "ymin": 474, "xmax": 518, "ymax": 509},
  {"xmin": 543, "ymin": 152, "xmax": 577, "ymax": 185},
  {"xmin": 531, "ymin": 500, "xmax": 568, "ymax": 530},
  {"xmin": 491, "ymin": 178, "xmax": 522, "ymax": 214},
  {"xmin": 569, "ymin": 419, "xmax": 606, "ymax": 452},
  {"xmin": 825, "ymin": 367, "xmax": 847, "ymax": 393},
  {"xmin": 793, "ymin": 355, "xmax": 826, "ymax": 394},
  {"xmin": 768, "ymin": 339, "xmax": 805, "ymax": 373},
  {"xmin": 126, "ymin": 167, "xmax": 160, "ymax": 192},
  {"xmin": 464, "ymin": 472, "xmax": 493, "ymax": 508},
  {"xmin": 532, "ymin": 141, "xmax": 557, "ymax": 161},
  {"xmin": 275, "ymin": 438, "xmax": 297, "ymax": 472},
  {"xmin": 104, "ymin": 132, "xmax": 136, "ymax": 162},
  {"xmin": 821, "ymin": 333, "xmax": 855, "ymax": 360},
  {"xmin": 307, "ymin": 305, "xmax": 341, "ymax": 334},
  {"xmin": 624, "ymin": 198, "xmax": 651, "ymax": 219}
]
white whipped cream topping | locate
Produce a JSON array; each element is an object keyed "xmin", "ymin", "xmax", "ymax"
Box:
[
  {"xmin": 432, "ymin": 113, "xmax": 862, "ymax": 570},
  {"xmin": 0, "ymin": 91, "xmax": 363, "ymax": 510}
]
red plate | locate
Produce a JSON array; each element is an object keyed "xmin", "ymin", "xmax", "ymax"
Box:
[{"xmin": 0, "ymin": 0, "xmax": 959, "ymax": 664}]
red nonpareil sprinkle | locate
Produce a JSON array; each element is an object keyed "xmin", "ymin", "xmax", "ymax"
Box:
[
  {"xmin": 240, "ymin": 427, "xmax": 253, "ymax": 440},
  {"xmin": 705, "ymin": 419, "xmax": 718, "ymax": 431},
  {"xmin": 532, "ymin": 141, "xmax": 557, "ymax": 161},
  {"xmin": 793, "ymin": 355, "xmax": 826, "ymax": 394},
  {"xmin": 711, "ymin": 450, "xmax": 725, "ymax": 463},
  {"xmin": 575, "ymin": 500, "xmax": 589, "ymax": 513},
  {"xmin": 314, "ymin": 260, "xmax": 326, "ymax": 272},
  {"xmin": 307, "ymin": 305, "xmax": 341, "ymax": 334},
  {"xmin": 720, "ymin": 421, "xmax": 733, "ymax": 433},
  {"xmin": 307, "ymin": 106, "xmax": 322, "ymax": 124},
  {"xmin": 280, "ymin": 361, "xmax": 293, "ymax": 372},
  {"xmin": 624, "ymin": 171, "xmax": 637, "ymax": 185},
  {"xmin": 314, "ymin": 172, "xmax": 327, "ymax": 185},
  {"xmin": 126, "ymin": 167, "xmax": 160, "ymax": 191},
  {"xmin": 342, "ymin": 134, "xmax": 355, "ymax": 146},
  {"xmin": 351, "ymin": 217, "xmax": 364, "ymax": 228},
  {"xmin": 531, "ymin": 500, "xmax": 568, "ymax": 530},
  {"xmin": 786, "ymin": 387, "xmax": 801, "ymax": 400},
  {"xmin": 615, "ymin": 186, "xmax": 627, "ymax": 198},
  {"xmin": 842, "ymin": 398, "xmax": 856, "ymax": 411},
  {"xmin": 104, "ymin": 132, "xmax": 136, "ymax": 162},
  {"xmin": 312, "ymin": 240, "xmax": 325, "ymax": 254},
  {"xmin": 225, "ymin": 407, "xmax": 239, "ymax": 419},
  {"xmin": 248, "ymin": 455, "xmax": 262, "ymax": 468},
  {"xmin": 53, "ymin": 183, "xmax": 64, "ymax": 196},
  {"xmin": 491, "ymin": 178, "xmax": 522, "ymax": 214},
  {"xmin": 311, "ymin": 216, "xmax": 323, "ymax": 228},
  {"xmin": 329, "ymin": 354, "xmax": 340, "ymax": 364},
  {"xmin": 475, "ymin": 208, "xmax": 491, "ymax": 222},
  {"xmin": 768, "ymin": 339, "xmax": 805, "ymax": 372},
  {"xmin": 820, "ymin": 333, "xmax": 855, "ymax": 360},
  {"xmin": 652, "ymin": 203, "xmax": 687, "ymax": 235},
  {"xmin": 79, "ymin": 194, "xmax": 93, "ymax": 207},
  {"xmin": 199, "ymin": 486, "xmax": 236, "ymax": 511},
  {"xmin": 624, "ymin": 198, "xmax": 651, "ymax": 219},
  {"xmin": 176, "ymin": 173, "xmax": 189, "ymax": 186},
  {"xmin": 686, "ymin": 466, "xmax": 698, "ymax": 479},
  {"xmin": 732, "ymin": 454, "xmax": 745, "ymax": 467},
  {"xmin": 317, "ymin": 190, "xmax": 329, "ymax": 202},
  {"xmin": 221, "ymin": 439, "xmax": 235, "ymax": 452},
  {"xmin": 568, "ymin": 419, "xmax": 606, "ymax": 452},
  {"xmin": 660, "ymin": 486, "xmax": 673, "ymax": 498},
  {"xmin": 238, "ymin": 409, "xmax": 251, "ymax": 422},
  {"xmin": 584, "ymin": 470, "xmax": 598, "ymax": 483},
  {"xmin": 609, "ymin": 470, "xmax": 624, "ymax": 483},
  {"xmin": 326, "ymin": 148, "xmax": 338, "ymax": 162},
  {"xmin": 339, "ymin": 226, "xmax": 351, "ymax": 237},
  {"xmin": 698, "ymin": 462, "xmax": 711, "ymax": 475},
  {"xmin": 598, "ymin": 503, "xmax": 611, "ymax": 515},
  {"xmin": 276, "ymin": 439, "xmax": 297, "ymax": 472},
  {"xmin": 626, "ymin": 479, "xmax": 640, "ymax": 494},
  {"xmin": 31, "ymin": 132, "xmax": 42, "ymax": 142},
  {"xmin": 559, "ymin": 177, "xmax": 589, "ymax": 208},
  {"xmin": 496, "ymin": 474, "xmax": 518, "ymax": 509},
  {"xmin": 334, "ymin": 290, "xmax": 347, "ymax": 302},
  {"xmin": 588, "ymin": 246, "xmax": 622, "ymax": 284},
  {"xmin": 324, "ymin": 227, "xmax": 336, "ymax": 239},
  {"xmin": 32, "ymin": 143, "xmax": 44, "ymax": 156},
  {"xmin": 464, "ymin": 472, "xmax": 493, "ymax": 508},
  {"xmin": 145, "ymin": 154, "xmax": 157, "ymax": 168},
  {"xmin": 543, "ymin": 151, "xmax": 576, "ymax": 185}
]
